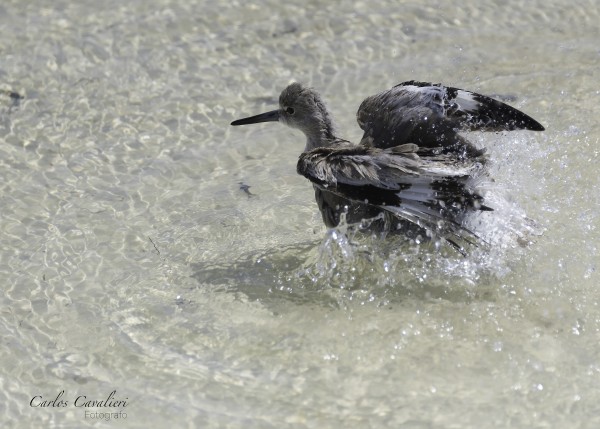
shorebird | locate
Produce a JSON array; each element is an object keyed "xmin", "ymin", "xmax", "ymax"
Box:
[{"xmin": 231, "ymin": 81, "xmax": 544, "ymax": 252}]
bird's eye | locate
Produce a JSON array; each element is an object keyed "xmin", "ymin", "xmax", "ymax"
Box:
[{"xmin": 285, "ymin": 107, "xmax": 295, "ymax": 115}]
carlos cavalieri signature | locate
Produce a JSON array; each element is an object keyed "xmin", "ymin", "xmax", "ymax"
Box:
[{"xmin": 30, "ymin": 390, "xmax": 128, "ymax": 420}]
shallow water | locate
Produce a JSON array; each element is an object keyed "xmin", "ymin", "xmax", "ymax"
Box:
[{"xmin": 1, "ymin": 0, "xmax": 599, "ymax": 427}]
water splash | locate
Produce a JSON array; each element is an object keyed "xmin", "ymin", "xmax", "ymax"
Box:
[{"xmin": 293, "ymin": 181, "xmax": 543, "ymax": 306}]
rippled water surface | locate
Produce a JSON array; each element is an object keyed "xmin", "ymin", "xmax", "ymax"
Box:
[{"xmin": 1, "ymin": 0, "xmax": 599, "ymax": 427}]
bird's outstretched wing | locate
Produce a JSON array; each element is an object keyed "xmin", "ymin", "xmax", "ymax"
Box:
[
  {"xmin": 297, "ymin": 142, "xmax": 490, "ymax": 253},
  {"xmin": 356, "ymin": 81, "xmax": 545, "ymax": 151}
]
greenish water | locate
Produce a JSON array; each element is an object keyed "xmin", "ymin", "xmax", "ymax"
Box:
[{"xmin": 1, "ymin": 0, "xmax": 599, "ymax": 427}]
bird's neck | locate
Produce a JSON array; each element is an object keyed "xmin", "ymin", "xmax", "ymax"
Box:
[{"xmin": 303, "ymin": 118, "xmax": 341, "ymax": 152}]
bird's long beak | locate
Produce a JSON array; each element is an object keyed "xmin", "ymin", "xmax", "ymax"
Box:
[{"xmin": 231, "ymin": 109, "xmax": 280, "ymax": 126}]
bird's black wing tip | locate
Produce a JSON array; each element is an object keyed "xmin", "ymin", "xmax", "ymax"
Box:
[
  {"xmin": 530, "ymin": 122, "xmax": 545, "ymax": 132},
  {"xmin": 518, "ymin": 118, "xmax": 545, "ymax": 132}
]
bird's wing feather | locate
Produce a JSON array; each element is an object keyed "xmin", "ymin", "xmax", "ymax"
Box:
[
  {"xmin": 404, "ymin": 81, "xmax": 545, "ymax": 131},
  {"xmin": 297, "ymin": 143, "xmax": 490, "ymax": 252},
  {"xmin": 297, "ymin": 143, "xmax": 476, "ymax": 190},
  {"xmin": 356, "ymin": 81, "xmax": 544, "ymax": 149}
]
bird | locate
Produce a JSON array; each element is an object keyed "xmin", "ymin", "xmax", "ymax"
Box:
[{"xmin": 231, "ymin": 81, "xmax": 544, "ymax": 253}]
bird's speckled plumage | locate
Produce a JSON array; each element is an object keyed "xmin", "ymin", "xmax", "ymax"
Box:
[{"xmin": 231, "ymin": 81, "xmax": 544, "ymax": 253}]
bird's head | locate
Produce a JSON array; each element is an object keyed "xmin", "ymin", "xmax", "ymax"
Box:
[{"xmin": 231, "ymin": 83, "xmax": 337, "ymax": 150}]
